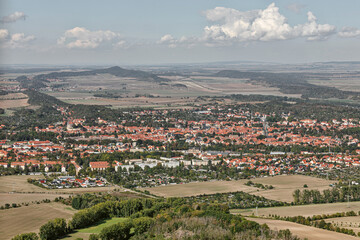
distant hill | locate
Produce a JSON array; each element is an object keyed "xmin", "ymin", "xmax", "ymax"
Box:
[
  {"xmin": 34, "ymin": 66, "xmax": 169, "ymax": 82},
  {"xmin": 15, "ymin": 66, "xmax": 170, "ymax": 90}
]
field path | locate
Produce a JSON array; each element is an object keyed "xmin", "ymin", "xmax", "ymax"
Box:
[{"xmin": 247, "ymin": 217, "xmax": 358, "ymax": 240}]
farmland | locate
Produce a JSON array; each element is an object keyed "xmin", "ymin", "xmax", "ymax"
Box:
[
  {"xmin": 0, "ymin": 202, "xmax": 76, "ymax": 240},
  {"xmin": 325, "ymin": 216, "xmax": 360, "ymax": 234},
  {"xmin": 231, "ymin": 201, "xmax": 360, "ymax": 217},
  {"xmin": 247, "ymin": 217, "xmax": 359, "ymax": 240},
  {"xmin": 141, "ymin": 175, "xmax": 335, "ymax": 202},
  {"xmin": 0, "ymin": 175, "xmax": 121, "ymax": 209}
]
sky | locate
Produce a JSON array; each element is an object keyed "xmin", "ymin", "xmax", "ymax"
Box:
[{"xmin": 0, "ymin": 0, "xmax": 360, "ymax": 65}]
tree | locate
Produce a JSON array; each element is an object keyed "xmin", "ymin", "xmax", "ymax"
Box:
[
  {"xmin": 99, "ymin": 221, "xmax": 133, "ymax": 240},
  {"xmin": 133, "ymin": 217, "xmax": 154, "ymax": 234},
  {"xmin": 12, "ymin": 233, "xmax": 39, "ymax": 240},
  {"xmin": 39, "ymin": 218, "xmax": 67, "ymax": 240}
]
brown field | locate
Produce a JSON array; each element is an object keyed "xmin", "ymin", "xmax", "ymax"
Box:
[
  {"xmin": 0, "ymin": 175, "xmax": 118, "ymax": 194},
  {"xmin": 0, "ymin": 193, "xmax": 70, "ymax": 206},
  {"xmin": 44, "ymin": 73, "xmax": 302, "ymax": 109},
  {"xmin": 247, "ymin": 217, "xmax": 358, "ymax": 240},
  {"xmin": 250, "ymin": 175, "xmax": 335, "ymax": 202},
  {"xmin": 0, "ymin": 98, "xmax": 29, "ymax": 109},
  {"xmin": 0, "ymin": 175, "xmax": 120, "ymax": 208},
  {"xmin": 0, "ymin": 92, "xmax": 27, "ymax": 100},
  {"xmin": 231, "ymin": 201, "xmax": 360, "ymax": 217},
  {"xmin": 325, "ymin": 216, "xmax": 360, "ymax": 234},
  {"xmin": 141, "ymin": 175, "xmax": 335, "ymax": 202},
  {"xmin": 0, "ymin": 202, "xmax": 76, "ymax": 240},
  {"xmin": 0, "ymin": 92, "xmax": 29, "ymax": 109}
]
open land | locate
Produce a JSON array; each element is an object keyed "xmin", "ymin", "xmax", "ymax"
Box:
[
  {"xmin": 0, "ymin": 175, "xmax": 123, "ymax": 208},
  {"xmin": 43, "ymin": 74, "xmax": 301, "ymax": 108},
  {"xmin": 247, "ymin": 217, "xmax": 359, "ymax": 240},
  {"xmin": 0, "ymin": 202, "xmax": 76, "ymax": 240},
  {"xmin": 141, "ymin": 175, "xmax": 335, "ymax": 202},
  {"xmin": 232, "ymin": 201, "xmax": 360, "ymax": 217},
  {"xmin": 0, "ymin": 93, "xmax": 29, "ymax": 109},
  {"xmin": 64, "ymin": 218, "xmax": 128, "ymax": 240},
  {"xmin": 325, "ymin": 216, "xmax": 360, "ymax": 234}
]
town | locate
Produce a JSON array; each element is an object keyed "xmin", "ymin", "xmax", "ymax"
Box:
[{"xmin": 1, "ymin": 102, "xmax": 360, "ymax": 189}]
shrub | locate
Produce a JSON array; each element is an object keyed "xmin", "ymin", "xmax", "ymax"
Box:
[
  {"xmin": 99, "ymin": 221, "xmax": 133, "ymax": 240},
  {"xmin": 39, "ymin": 218, "xmax": 67, "ymax": 240},
  {"xmin": 12, "ymin": 233, "xmax": 39, "ymax": 240},
  {"xmin": 133, "ymin": 217, "xmax": 155, "ymax": 234}
]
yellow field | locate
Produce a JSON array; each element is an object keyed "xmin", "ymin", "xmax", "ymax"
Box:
[
  {"xmin": 0, "ymin": 193, "xmax": 69, "ymax": 206},
  {"xmin": 247, "ymin": 217, "xmax": 358, "ymax": 240},
  {"xmin": 0, "ymin": 202, "xmax": 76, "ymax": 240},
  {"xmin": 0, "ymin": 175, "xmax": 119, "ymax": 209},
  {"xmin": 141, "ymin": 175, "xmax": 335, "ymax": 202},
  {"xmin": 325, "ymin": 216, "xmax": 360, "ymax": 234},
  {"xmin": 0, "ymin": 175, "xmax": 117, "ymax": 194},
  {"xmin": 231, "ymin": 201, "xmax": 360, "ymax": 217},
  {"xmin": 0, "ymin": 93, "xmax": 29, "ymax": 109}
]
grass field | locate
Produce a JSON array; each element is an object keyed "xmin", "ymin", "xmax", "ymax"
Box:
[
  {"xmin": 247, "ymin": 217, "xmax": 358, "ymax": 240},
  {"xmin": 64, "ymin": 218, "xmax": 128, "ymax": 240},
  {"xmin": 0, "ymin": 202, "xmax": 76, "ymax": 240},
  {"xmin": 141, "ymin": 175, "xmax": 335, "ymax": 202},
  {"xmin": 231, "ymin": 201, "xmax": 360, "ymax": 217}
]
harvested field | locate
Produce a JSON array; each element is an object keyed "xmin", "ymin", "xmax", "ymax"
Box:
[
  {"xmin": 141, "ymin": 180, "xmax": 254, "ymax": 198},
  {"xmin": 325, "ymin": 216, "xmax": 360, "ymax": 234},
  {"xmin": 0, "ymin": 202, "xmax": 76, "ymax": 240},
  {"xmin": 0, "ymin": 98, "xmax": 29, "ymax": 109},
  {"xmin": 0, "ymin": 92, "xmax": 29, "ymax": 109},
  {"xmin": 0, "ymin": 193, "xmax": 69, "ymax": 206},
  {"xmin": 0, "ymin": 175, "xmax": 117, "ymax": 194},
  {"xmin": 0, "ymin": 175, "xmax": 44, "ymax": 193},
  {"xmin": 247, "ymin": 217, "xmax": 358, "ymax": 240},
  {"xmin": 250, "ymin": 175, "xmax": 335, "ymax": 202},
  {"xmin": 231, "ymin": 201, "xmax": 360, "ymax": 217},
  {"xmin": 142, "ymin": 175, "xmax": 335, "ymax": 202}
]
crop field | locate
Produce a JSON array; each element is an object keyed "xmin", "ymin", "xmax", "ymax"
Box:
[
  {"xmin": 64, "ymin": 218, "xmax": 128, "ymax": 240},
  {"xmin": 250, "ymin": 175, "xmax": 335, "ymax": 202},
  {"xmin": 247, "ymin": 217, "xmax": 358, "ymax": 240},
  {"xmin": 42, "ymin": 73, "xmax": 303, "ymax": 108},
  {"xmin": 0, "ymin": 193, "xmax": 69, "ymax": 206},
  {"xmin": 308, "ymin": 73, "xmax": 360, "ymax": 92},
  {"xmin": 141, "ymin": 175, "xmax": 335, "ymax": 202},
  {"xmin": 0, "ymin": 175, "xmax": 121, "ymax": 209},
  {"xmin": 0, "ymin": 175, "xmax": 117, "ymax": 193},
  {"xmin": 0, "ymin": 202, "xmax": 76, "ymax": 240},
  {"xmin": 231, "ymin": 201, "xmax": 360, "ymax": 217},
  {"xmin": 0, "ymin": 92, "xmax": 29, "ymax": 109},
  {"xmin": 325, "ymin": 216, "xmax": 360, "ymax": 234}
]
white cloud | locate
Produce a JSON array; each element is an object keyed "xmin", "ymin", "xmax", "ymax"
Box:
[
  {"xmin": 0, "ymin": 29, "xmax": 35, "ymax": 48},
  {"xmin": 158, "ymin": 34, "xmax": 198, "ymax": 48},
  {"xmin": 338, "ymin": 27, "xmax": 360, "ymax": 38},
  {"xmin": 203, "ymin": 3, "xmax": 336, "ymax": 43},
  {"xmin": 58, "ymin": 27, "xmax": 124, "ymax": 49},
  {"xmin": 1, "ymin": 11, "xmax": 26, "ymax": 23},
  {"xmin": 159, "ymin": 34, "xmax": 177, "ymax": 48},
  {"xmin": 0, "ymin": 29, "xmax": 9, "ymax": 40},
  {"xmin": 159, "ymin": 3, "xmax": 337, "ymax": 47}
]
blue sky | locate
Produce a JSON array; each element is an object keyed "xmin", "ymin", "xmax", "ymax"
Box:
[{"xmin": 1, "ymin": 0, "xmax": 360, "ymax": 65}]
